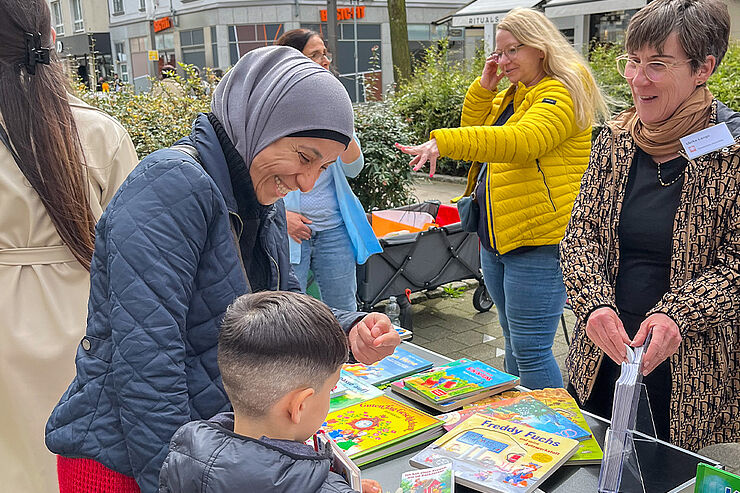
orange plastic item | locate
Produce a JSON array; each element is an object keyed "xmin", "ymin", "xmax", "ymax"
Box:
[{"xmin": 371, "ymin": 210, "xmax": 437, "ymax": 237}]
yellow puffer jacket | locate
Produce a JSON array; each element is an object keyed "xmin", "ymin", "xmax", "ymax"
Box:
[{"xmin": 431, "ymin": 76, "xmax": 591, "ymax": 254}]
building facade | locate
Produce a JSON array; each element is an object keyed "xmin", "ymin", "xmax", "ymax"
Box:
[
  {"xmin": 107, "ymin": 0, "xmax": 467, "ymax": 99},
  {"xmin": 46, "ymin": 0, "xmax": 114, "ymax": 89}
]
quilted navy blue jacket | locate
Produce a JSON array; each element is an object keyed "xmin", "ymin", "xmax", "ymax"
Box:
[{"xmin": 46, "ymin": 114, "xmax": 364, "ymax": 493}]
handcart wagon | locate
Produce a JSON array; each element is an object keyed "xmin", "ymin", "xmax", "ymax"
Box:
[{"xmin": 356, "ymin": 201, "xmax": 493, "ymax": 330}]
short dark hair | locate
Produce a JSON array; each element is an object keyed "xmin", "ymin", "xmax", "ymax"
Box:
[
  {"xmin": 218, "ymin": 291, "xmax": 348, "ymax": 417},
  {"xmin": 625, "ymin": 0, "xmax": 730, "ymax": 74},
  {"xmin": 276, "ymin": 28, "xmax": 321, "ymax": 53}
]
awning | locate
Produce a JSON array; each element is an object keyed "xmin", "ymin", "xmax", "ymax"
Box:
[
  {"xmin": 545, "ymin": 0, "xmax": 646, "ymax": 17},
  {"xmin": 451, "ymin": 0, "xmax": 543, "ymax": 27}
]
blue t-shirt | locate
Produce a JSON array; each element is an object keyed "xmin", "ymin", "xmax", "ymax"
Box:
[{"xmin": 298, "ymin": 162, "xmax": 343, "ymax": 232}]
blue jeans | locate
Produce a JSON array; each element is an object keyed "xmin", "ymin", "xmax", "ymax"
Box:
[
  {"xmin": 480, "ymin": 245, "xmax": 565, "ymax": 389},
  {"xmin": 293, "ymin": 225, "xmax": 358, "ymax": 311}
]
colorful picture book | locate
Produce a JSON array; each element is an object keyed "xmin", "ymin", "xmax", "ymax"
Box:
[
  {"xmin": 342, "ymin": 347, "xmax": 434, "ymax": 387},
  {"xmin": 394, "ymin": 324, "xmax": 413, "ymax": 341},
  {"xmin": 469, "ymin": 388, "xmax": 603, "ymax": 465},
  {"xmin": 330, "ymin": 371, "xmax": 385, "ymax": 413},
  {"xmin": 318, "ymin": 432, "xmax": 362, "ymax": 490},
  {"xmin": 410, "ymin": 413, "xmax": 579, "ymax": 493},
  {"xmin": 403, "ymin": 360, "xmax": 519, "ymax": 404},
  {"xmin": 440, "ymin": 395, "xmax": 590, "ymax": 442},
  {"xmin": 321, "ymin": 395, "xmax": 444, "ymax": 467},
  {"xmin": 397, "ymin": 464, "xmax": 455, "ymax": 493},
  {"xmin": 695, "ymin": 462, "xmax": 740, "ymax": 493}
]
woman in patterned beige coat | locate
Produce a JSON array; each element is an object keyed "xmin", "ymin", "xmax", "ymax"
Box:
[{"xmin": 561, "ymin": 0, "xmax": 739, "ymax": 451}]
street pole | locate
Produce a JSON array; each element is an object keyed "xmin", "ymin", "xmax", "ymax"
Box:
[
  {"xmin": 353, "ymin": 0, "xmax": 359, "ymax": 101},
  {"xmin": 326, "ymin": 0, "xmax": 338, "ymax": 74}
]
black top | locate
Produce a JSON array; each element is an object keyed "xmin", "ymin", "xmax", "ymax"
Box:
[
  {"xmin": 615, "ymin": 147, "xmax": 688, "ymax": 325},
  {"xmin": 477, "ymin": 102, "xmax": 515, "ymax": 252}
]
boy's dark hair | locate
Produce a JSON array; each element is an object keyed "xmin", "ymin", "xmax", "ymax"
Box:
[
  {"xmin": 276, "ymin": 28, "xmax": 321, "ymax": 53},
  {"xmin": 625, "ymin": 0, "xmax": 730, "ymax": 74},
  {"xmin": 218, "ymin": 291, "xmax": 349, "ymax": 417}
]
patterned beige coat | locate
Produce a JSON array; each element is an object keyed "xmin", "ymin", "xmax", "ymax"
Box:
[{"xmin": 561, "ymin": 100, "xmax": 740, "ymax": 451}]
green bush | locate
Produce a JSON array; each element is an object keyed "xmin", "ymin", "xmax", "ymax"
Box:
[
  {"xmin": 351, "ymin": 101, "xmax": 416, "ymax": 210},
  {"xmin": 709, "ymin": 42, "xmax": 740, "ymax": 111},
  {"xmin": 391, "ymin": 40, "xmax": 487, "ymax": 176}
]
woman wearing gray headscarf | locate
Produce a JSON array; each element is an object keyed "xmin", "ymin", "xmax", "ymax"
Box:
[{"xmin": 45, "ymin": 46, "xmax": 400, "ymax": 493}]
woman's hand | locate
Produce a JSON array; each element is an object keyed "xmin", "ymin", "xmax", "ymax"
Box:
[
  {"xmin": 395, "ymin": 139, "xmax": 440, "ymax": 177},
  {"xmin": 285, "ymin": 211, "xmax": 312, "ymax": 243},
  {"xmin": 348, "ymin": 312, "xmax": 401, "ymax": 365},
  {"xmin": 586, "ymin": 307, "xmax": 631, "ymax": 364},
  {"xmin": 480, "ymin": 54, "xmax": 506, "ymax": 91},
  {"xmin": 361, "ymin": 479, "xmax": 382, "ymax": 493},
  {"xmin": 632, "ymin": 313, "xmax": 682, "ymax": 376}
]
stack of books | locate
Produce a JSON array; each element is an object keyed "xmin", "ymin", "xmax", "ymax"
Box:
[
  {"xmin": 390, "ymin": 359, "xmax": 520, "ymax": 411},
  {"xmin": 321, "ymin": 395, "xmax": 444, "ymax": 467},
  {"xmin": 343, "ymin": 347, "xmax": 434, "ymax": 387}
]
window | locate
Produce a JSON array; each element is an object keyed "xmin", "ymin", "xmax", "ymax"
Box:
[
  {"xmin": 139, "ymin": 0, "xmax": 146, "ymax": 11},
  {"xmin": 112, "ymin": 0, "xmax": 124, "ymax": 15},
  {"xmin": 210, "ymin": 26, "xmax": 219, "ymax": 68},
  {"xmin": 120, "ymin": 63, "xmax": 129, "ymax": 82},
  {"xmin": 180, "ymin": 28, "xmax": 205, "ymax": 70},
  {"xmin": 228, "ymin": 24, "xmax": 284, "ymax": 65},
  {"xmin": 71, "ymin": 0, "xmax": 84, "ymax": 32},
  {"xmin": 51, "ymin": 2, "xmax": 64, "ymax": 36},
  {"xmin": 114, "ymin": 41, "xmax": 127, "ymax": 62},
  {"xmin": 129, "ymin": 36, "xmax": 148, "ymax": 53},
  {"xmin": 155, "ymin": 33, "xmax": 175, "ymax": 51}
]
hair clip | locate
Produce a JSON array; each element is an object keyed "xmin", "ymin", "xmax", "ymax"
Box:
[{"xmin": 23, "ymin": 32, "xmax": 51, "ymax": 75}]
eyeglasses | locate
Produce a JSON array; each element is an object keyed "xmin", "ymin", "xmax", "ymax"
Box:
[
  {"xmin": 615, "ymin": 54, "xmax": 690, "ymax": 83},
  {"xmin": 309, "ymin": 51, "xmax": 333, "ymax": 64},
  {"xmin": 492, "ymin": 44, "xmax": 525, "ymax": 63}
]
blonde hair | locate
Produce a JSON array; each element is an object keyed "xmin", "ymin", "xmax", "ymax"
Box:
[{"xmin": 498, "ymin": 8, "xmax": 610, "ymax": 129}]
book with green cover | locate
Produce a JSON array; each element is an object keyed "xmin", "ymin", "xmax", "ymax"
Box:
[
  {"xmin": 469, "ymin": 388, "xmax": 603, "ymax": 465},
  {"xmin": 321, "ymin": 395, "xmax": 444, "ymax": 467},
  {"xmin": 330, "ymin": 371, "xmax": 385, "ymax": 413},
  {"xmin": 694, "ymin": 463, "xmax": 740, "ymax": 492},
  {"xmin": 403, "ymin": 360, "xmax": 518, "ymax": 404}
]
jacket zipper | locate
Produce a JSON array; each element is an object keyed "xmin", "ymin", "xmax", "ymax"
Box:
[{"xmin": 536, "ymin": 159, "xmax": 556, "ymax": 212}]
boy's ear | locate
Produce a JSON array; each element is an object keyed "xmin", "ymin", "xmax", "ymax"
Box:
[{"xmin": 286, "ymin": 387, "xmax": 315, "ymax": 425}]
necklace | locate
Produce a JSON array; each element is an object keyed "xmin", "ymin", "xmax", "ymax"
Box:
[{"xmin": 656, "ymin": 159, "xmax": 682, "ymax": 187}]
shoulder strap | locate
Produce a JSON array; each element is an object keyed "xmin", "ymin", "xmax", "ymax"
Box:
[
  {"xmin": 0, "ymin": 123, "xmax": 23, "ymax": 167},
  {"xmin": 171, "ymin": 143, "xmax": 201, "ymax": 165}
]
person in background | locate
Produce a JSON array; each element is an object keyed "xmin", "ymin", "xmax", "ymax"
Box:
[
  {"xmin": 0, "ymin": 1, "xmax": 138, "ymax": 491},
  {"xmin": 159, "ymin": 291, "xmax": 382, "ymax": 493},
  {"xmin": 561, "ymin": 0, "xmax": 739, "ymax": 449},
  {"xmin": 46, "ymin": 46, "xmax": 399, "ymax": 493},
  {"xmin": 277, "ymin": 29, "xmax": 381, "ymax": 311},
  {"xmin": 397, "ymin": 8, "xmax": 609, "ymax": 389}
]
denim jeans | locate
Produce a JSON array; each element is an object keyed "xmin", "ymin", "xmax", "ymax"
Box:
[
  {"xmin": 292, "ymin": 225, "xmax": 358, "ymax": 311},
  {"xmin": 480, "ymin": 245, "xmax": 566, "ymax": 389}
]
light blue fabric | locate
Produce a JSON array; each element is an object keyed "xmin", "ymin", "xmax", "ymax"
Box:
[
  {"xmin": 284, "ymin": 134, "xmax": 381, "ymax": 265},
  {"xmin": 480, "ymin": 245, "xmax": 565, "ymax": 389},
  {"xmin": 292, "ymin": 225, "xmax": 358, "ymax": 311}
]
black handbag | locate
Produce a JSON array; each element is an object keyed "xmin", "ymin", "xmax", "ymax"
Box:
[{"xmin": 457, "ymin": 191, "xmax": 480, "ymax": 233}]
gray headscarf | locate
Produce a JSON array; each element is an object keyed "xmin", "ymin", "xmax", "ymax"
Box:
[{"xmin": 211, "ymin": 46, "xmax": 354, "ymax": 168}]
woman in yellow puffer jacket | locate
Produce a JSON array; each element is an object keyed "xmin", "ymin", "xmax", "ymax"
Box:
[{"xmin": 398, "ymin": 8, "xmax": 609, "ymax": 389}]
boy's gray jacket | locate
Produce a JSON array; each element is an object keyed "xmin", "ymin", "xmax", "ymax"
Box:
[{"xmin": 159, "ymin": 413, "xmax": 358, "ymax": 493}]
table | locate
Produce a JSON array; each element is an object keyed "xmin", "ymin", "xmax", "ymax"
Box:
[{"xmin": 362, "ymin": 342, "xmax": 722, "ymax": 493}]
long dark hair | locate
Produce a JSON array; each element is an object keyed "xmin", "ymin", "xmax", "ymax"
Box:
[
  {"xmin": 276, "ymin": 28, "xmax": 321, "ymax": 52},
  {"xmin": 0, "ymin": 0, "xmax": 95, "ymax": 269}
]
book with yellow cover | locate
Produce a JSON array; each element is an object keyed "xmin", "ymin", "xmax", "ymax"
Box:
[
  {"xmin": 468, "ymin": 388, "xmax": 603, "ymax": 465},
  {"xmin": 410, "ymin": 413, "xmax": 579, "ymax": 493},
  {"xmin": 321, "ymin": 395, "xmax": 444, "ymax": 467}
]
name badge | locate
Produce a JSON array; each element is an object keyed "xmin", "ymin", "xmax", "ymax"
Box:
[{"xmin": 680, "ymin": 122, "xmax": 735, "ymax": 160}]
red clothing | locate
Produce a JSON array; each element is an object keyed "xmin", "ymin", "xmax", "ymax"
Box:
[{"xmin": 57, "ymin": 456, "xmax": 140, "ymax": 493}]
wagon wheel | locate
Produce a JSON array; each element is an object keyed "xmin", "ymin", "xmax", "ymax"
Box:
[{"xmin": 473, "ymin": 285, "xmax": 493, "ymax": 312}]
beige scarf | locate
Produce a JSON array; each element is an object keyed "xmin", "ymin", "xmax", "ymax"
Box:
[{"xmin": 617, "ymin": 85, "xmax": 713, "ymax": 156}]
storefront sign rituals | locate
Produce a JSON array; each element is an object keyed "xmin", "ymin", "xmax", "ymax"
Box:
[
  {"xmin": 321, "ymin": 6, "xmax": 365, "ymax": 22},
  {"xmin": 153, "ymin": 16, "xmax": 173, "ymax": 33}
]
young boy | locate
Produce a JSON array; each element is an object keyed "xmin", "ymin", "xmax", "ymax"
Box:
[{"xmin": 158, "ymin": 291, "xmax": 382, "ymax": 493}]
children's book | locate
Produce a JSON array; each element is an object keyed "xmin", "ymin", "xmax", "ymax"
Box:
[
  {"xmin": 694, "ymin": 462, "xmax": 740, "ymax": 493},
  {"xmin": 394, "ymin": 324, "xmax": 413, "ymax": 341},
  {"xmin": 321, "ymin": 395, "xmax": 444, "ymax": 467},
  {"xmin": 403, "ymin": 361, "xmax": 519, "ymax": 404},
  {"xmin": 440, "ymin": 395, "xmax": 591, "ymax": 442},
  {"xmin": 330, "ymin": 371, "xmax": 385, "ymax": 413},
  {"xmin": 397, "ymin": 464, "xmax": 455, "ymax": 493},
  {"xmin": 468, "ymin": 388, "xmax": 603, "ymax": 465},
  {"xmin": 342, "ymin": 347, "xmax": 434, "ymax": 387},
  {"xmin": 409, "ymin": 413, "xmax": 579, "ymax": 493},
  {"xmin": 318, "ymin": 431, "xmax": 362, "ymax": 490}
]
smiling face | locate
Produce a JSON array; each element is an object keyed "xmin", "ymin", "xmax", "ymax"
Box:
[
  {"xmin": 627, "ymin": 32, "xmax": 712, "ymax": 124},
  {"xmin": 495, "ymin": 29, "xmax": 544, "ymax": 87},
  {"xmin": 249, "ymin": 136, "xmax": 345, "ymax": 205},
  {"xmin": 302, "ymin": 35, "xmax": 331, "ymax": 70}
]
